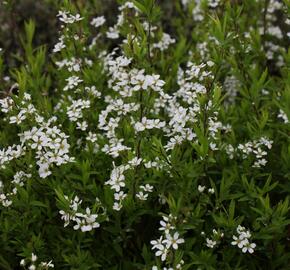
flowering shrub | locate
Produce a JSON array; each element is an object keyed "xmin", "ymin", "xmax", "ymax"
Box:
[{"xmin": 0, "ymin": 0, "xmax": 289, "ymax": 269}]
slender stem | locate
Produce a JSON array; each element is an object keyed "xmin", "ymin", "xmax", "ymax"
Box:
[
  {"xmin": 262, "ymin": 0, "xmax": 270, "ymax": 49},
  {"xmin": 132, "ymin": 90, "xmax": 144, "ymax": 199},
  {"xmin": 238, "ymin": 60, "xmax": 260, "ymax": 118},
  {"xmin": 151, "ymin": 145, "xmax": 181, "ymax": 178},
  {"xmin": 133, "ymin": 1, "xmax": 156, "ymax": 198},
  {"xmin": 136, "ymin": 90, "xmax": 144, "ymax": 159},
  {"xmin": 147, "ymin": 1, "xmax": 155, "ymax": 66},
  {"xmin": 202, "ymin": 64, "xmax": 221, "ymax": 136}
]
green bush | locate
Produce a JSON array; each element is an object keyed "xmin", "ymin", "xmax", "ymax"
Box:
[{"xmin": 0, "ymin": 0, "xmax": 289, "ymax": 269}]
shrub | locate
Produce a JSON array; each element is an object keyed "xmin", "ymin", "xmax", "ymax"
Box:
[{"xmin": 0, "ymin": 0, "xmax": 289, "ymax": 269}]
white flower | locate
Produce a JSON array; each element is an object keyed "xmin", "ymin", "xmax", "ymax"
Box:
[
  {"xmin": 150, "ymin": 236, "xmax": 164, "ymax": 250},
  {"xmin": 111, "ymin": 178, "xmax": 125, "ymax": 192},
  {"xmin": 140, "ymin": 184, "xmax": 154, "ymax": 192},
  {"xmin": 57, "ymin": 10, "xmax": 83, "ymax": 24},
  {"xmin": 206, "ymin": 238, "xmax": 216, "ymax": 248},
  {"xmin": 198, "ymin": 185, "xmax": 206, "ymax": 193},
  {"xmin": 77, "ymin": 121, "xmax": 88, "ymax": 131},
  {"xmin": 28, "ymin": 265, "xmax": 36, "ymax": 270},
  {"xmin": 239, "ymin": 230, "xmax": 251, "ymax": 240},
  {"xmin": 81, "ymin": 225, "xmax": 93, "ymax": 232},
  {"xmin": 9, "ymin": 111, "xmax": 26, "ymax": 124},
  {"xmin": 278, "ymin": 109, "xmax": 289, "ymax": 123},
  {"xmin": 208, "ymin": 0, "xmax": 220, "ymax": 8},
  {"xmin": 163, "ymin": 232, "xmax": 184, "ymax": 249},
  {"xmin": 64, "ymin": 76, "xmax": 83, "ymax": 91},
  {"xmin": 59, "ymin": 210, "xmax": 70, "ymax": 227},
  {"xmin": 153, "ymin": 33, "xmax": 175, "ymax": 51},
  {"xmin": 128, "ymin": 157, "xmax": 142, "ymax": 166},
  {"xmin": 74, "ymin": 208, "xmax": 100, "ymax": 232},
  {"xmin": 53, "ymin": 39, "xmax": 66, "ymax": 53},
  {"xmin": 114, "ymin": 191, "xmax": 127, "ymax": 201},
  {"xmin": 159, "ymin": 218, "xmax": 175, "ymax": 234},
  {"xmin": 210, "ymin": 142, "xmax": 218, "ymax": 151},
  {"xmin": 106, "ymin": 27, "xmax": 119, "ymax": 39},
  {"xmin": 134, "ymin": 117, "xmax": 166, "ymax": 132},
  {"xmin": 136, "ymin": 191, "xmax": 148, "ymax": 201},
  {"xmin": 113, "ymin": 201, "xmax": 122, "ymax": 211},
  {"xmin": 231, "ymin": 224, "xmax": 256, "ymax": 254},
  {"xmin": 105, "ymin": 164, "xmax": 127, "ymax": 192},
  {"xmin": 38, "ymin": 163, "xmax": 51, "ymax": 178},
  {"xmin": 31, "ymin": 253, "xmax": 37, "ymax": 262},
  {"xmin": 231, "ymin": 235, "xmax": 246, "ymax": 248},
  {"xmin": 155, "ymin": 245, "xmax": 168, "ymax": 261},
  {"xmin": 85, "ymin": 86, "xmax": 101, "ymax": 97},
  {"xmin": 91, "ymin": 16, "xmax": 106, "ymax": 28},
  {"xmin": 237, "ymin": 225, "xmax": 246, "ymax": 234},
  {"xmin": 0, "ymin": 97, "xmax": 14, "ymax": 113},
  {"xmin": 208, "ymin": 188, "xmax": 215, "ymax": 194},
  {"xmin": 40, "ymin": 260, "xmax": 54, "ymax": 268},
  {"xmin": 242, "ymin": 241, "xmax": 256, "ymax": 254},
  {"xmin": 86, "ymin": 132, "xmax": 98, "ymax": 143}
]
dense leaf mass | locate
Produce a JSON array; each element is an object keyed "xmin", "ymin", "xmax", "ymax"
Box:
[{"xmin": 0, "ymin": 0, "xmax": 290, "ymax": 269}]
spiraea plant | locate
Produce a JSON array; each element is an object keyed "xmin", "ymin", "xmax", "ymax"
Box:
[{"xmin": 0, "ymin": 0, "xmax": 289, "ymax": 269}]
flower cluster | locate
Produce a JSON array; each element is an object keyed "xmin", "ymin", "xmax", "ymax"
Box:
[
  {"xmin": 105, "ymin": 157, "xmax": 154, "ymax": 210},
  {"xmin": 198, "ymin": 184, "xmax": 215, "ymax": 194},
  {"xmin": 59, "ymin": 195, "xmax": 105, "ymax": 232},
  {"xmin": 151, "ymin": 215, "xmax": 184, "ymax": 265},
  {"xmin": 144, "ymin": 157, "xmax": 168, "ymax": 171},
  {"xmin": 55, "ymin": 57, "xmax": 83, "ymax": 72},
  {"xmin": 223, "ymin": 75, "xmax": 240, "ymax": 106},
  {"xmin": 260, "ymin": 0, "xmax": 286, "ymax": 67},
  {"xmin": 66, "ymin": 98, "xmax": 90, "ymax": 122},
  {"xmin": 53, "ymin": 10, "xmax": 83, "ymax": 53},
  {"xmin": 0, "ymin": 93, "xmax": 74, "ymax": 178},
  {"xmin": 203, "ymin": 229, "xmax": 224, "ymax": 249},
  {"xmin": 105, "ymin": 1, "xmax": 140, "ymax": 40},
  {"xmin": 0, "ymin": 171, "xmax": 31, "ymax": 207},
  {"xmin": 90, "ymin": 16, "xmax": 106, "ymax": 28},
  {"xmin": 159, "ymin": 61, "xmax": 229, "ymax": 152},
  {"xmin": 0, "ymin": 96, "xmax": 14, "ymax": 113},
  {"xmin": 64, "ymin": 76, "xmax": 83, "ymax": 92},
  {"xmin": 231, "ymin": 225, "xmax": 256, "ymax": 254},
  {"xmin": 237, "ymin": 137, "xmax": 273, "ymax": 168},
  {"xmin": 57, "ymin": 10, "xmax": 83, "ymax": 24},
  {"xmin": 152, "ymin": 33, "xmax": 176, "ymax": 52},
  {"xmin": 20, "ymin": 253, "xmax": 54, "ymax": 270},
  {"xmin": 19, "ymin": 124, "xmax": 74, "ymax": 178},
  {"xmin": 182, "ymin": 0, "xmax": 221, "ymax": 21},
  {"xmin": 0, "ymin": 144, "xmax": 25, "ymax": 169},
  {"xmin": 134, "ymin": 117, "xmax": 166, "ymax": 132},
  {"xmin": 136, "ymin": 183, "xmax": 154, "ymax": 201},
  {"xmin": 278, "ymin": 109, "xmax": 289, "ymax": 124},
  {"xmin": 152, "ymin": 260, "xmax": 184, "ymax": 270}
]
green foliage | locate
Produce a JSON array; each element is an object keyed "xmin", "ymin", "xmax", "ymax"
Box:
[{"xmin": 0, "ymin": 0, "xmax": 289, "ymax": 269}]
